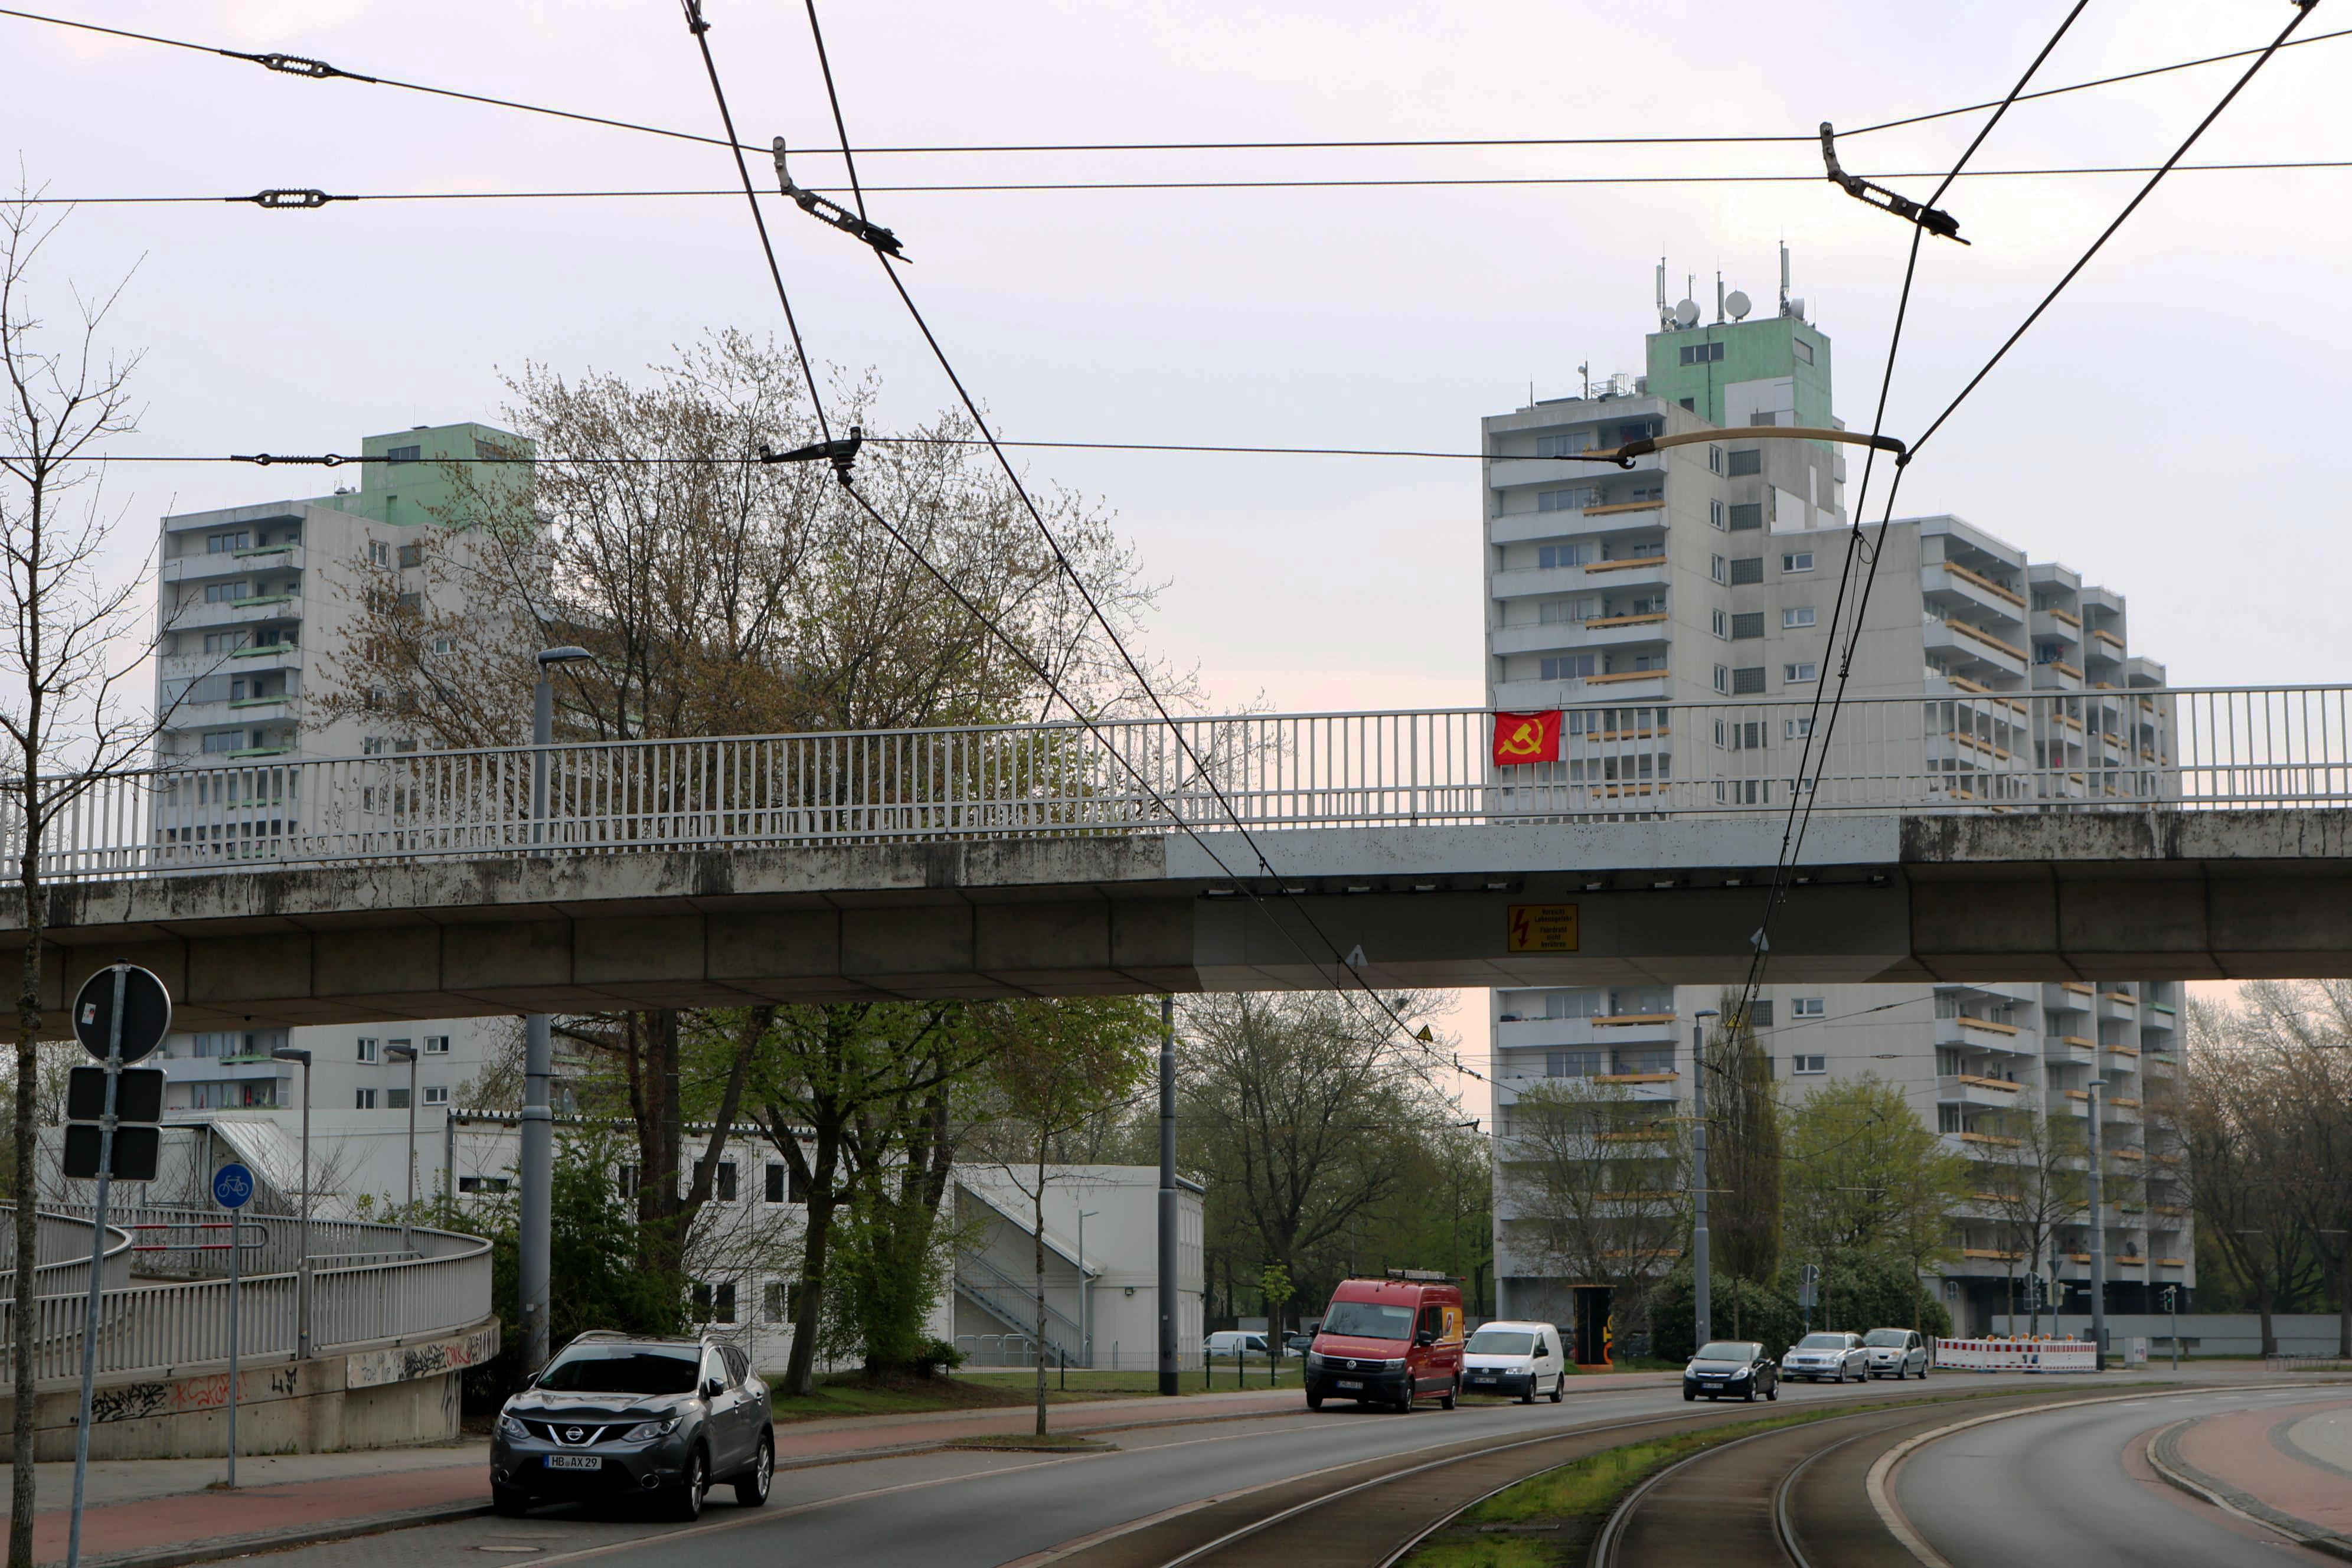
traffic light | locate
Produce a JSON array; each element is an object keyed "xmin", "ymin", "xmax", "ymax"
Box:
[{"xmin": 2160, "ymin": 1285, "xmax": 2177, "ymax": 1312}]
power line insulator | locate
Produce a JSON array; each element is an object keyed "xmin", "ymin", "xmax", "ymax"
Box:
[
  {"xmin": 759, "ymin": 424, "xmax": 862, "ymax": 484},
  {"xmin": 224, "ymin": 50, "xmax": 374, "ymax": 83},
  {"xmin": 772, "ymin": 138, "xmax": 907, "ymax": 259},
  {"xmin": 242, "ymin": 189, "xmax": 337, "ymax": 210}
]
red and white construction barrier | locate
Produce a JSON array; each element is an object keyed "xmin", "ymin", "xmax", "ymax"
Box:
[{"xmin": 1933, "ymin": 1338, "xmax": 2098, "ymax": 1373}]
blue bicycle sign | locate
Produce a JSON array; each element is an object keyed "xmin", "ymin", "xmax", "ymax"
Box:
[{"xmin": 212, "ymin": 1163, "xmax": 254, "ymax": 1210}]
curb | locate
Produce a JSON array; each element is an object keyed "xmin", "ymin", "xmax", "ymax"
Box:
[
  {"xmin": 79, "ymin": 1500, "xmax": 495, "ymax": 1568},
  {"xmin": 2145, "ymin": 1416, "xmax": 2352, "ymax": 1563}
]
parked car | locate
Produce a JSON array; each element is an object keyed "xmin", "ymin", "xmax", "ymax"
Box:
[
  {"xmin": 1780, "ymin": 1331, "xmax": 1868, "ymax": 1383},
  {"xmin": 1303, "ymin": 1270, "xmax": 1466, "ymax": 1412},
  {"xmin": 1461, "ymin": 1320, "xmax": 1567, "ymax": 1404},
  {"xmin": 1863, "ymin": 1328, "xmax": 1931, "ymax": 1379},
  {"xmin": 1683, "ymin": 1340, "xmax": 1779, "ymax": 1402},
  {"xmin": 491, "ymin": 1331, "xmax": 773, "ymax": 1521},
  {"xmin": 1285, "ymin": 1332, "xmax": 1314, "ymax": 1354},
  {"xmin": 1204, "ymin": 1330, "xmax": 1270, "ymax": 1360}
]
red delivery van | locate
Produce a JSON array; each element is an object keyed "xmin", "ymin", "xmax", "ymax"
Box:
[{"xmin": 1302, "ymin": 1270, "xmax": 1465, "ymax": 1412}]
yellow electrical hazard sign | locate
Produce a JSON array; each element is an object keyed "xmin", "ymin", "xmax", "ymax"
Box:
[{"xmin": 1507, "ymin": 904, "xmax": 1579, "ymax": 953}]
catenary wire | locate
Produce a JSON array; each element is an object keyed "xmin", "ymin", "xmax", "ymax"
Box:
[
  {"xmin": 1726, "ymin": 1, "xmax": 2092, "ymax": 1067},
  {"xmin": 4, "ymin": 5, "xmax": 2347, "ymax": 159},
  {"xmin": 34, "ymin": 161, "xmax": 2352, "ymax": 205},
  {"xmin": 790, "ymin": 1, "xmax": 1474, "ymax": 1086}
]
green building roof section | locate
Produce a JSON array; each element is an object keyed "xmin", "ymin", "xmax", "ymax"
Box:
[
  {"xmin": 328, "ymin": 422, "xmax": 534, "ymax": 528},
  {"xmin": 1642, "ymin": 316, "xmax": 1834, "ymax": 429}
]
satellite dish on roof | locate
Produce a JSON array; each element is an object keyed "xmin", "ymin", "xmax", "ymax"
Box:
[
  {"xmin": 1672, "ymin": 298, "xmax": 1700, "ymax": 329},
  {"xmin": 1726, "ymin": 290, "xmax": 1752, "ymax": 321}
]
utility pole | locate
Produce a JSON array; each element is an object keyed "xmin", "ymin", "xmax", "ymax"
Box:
[
  {"xmin": 521, "ymin": 645, "xmax": 591, "ymax": 1373},
  {"xmin": 1157, "ymin": 995, "xmax": 1180, "ymax": 1394},
  {"xmin": 2086, "ymin": 1077, "xmax": 2108, "ymax": 1370},
  {"xmin": 1691, "ymin": 1009, "xmax": 1718, "ymax": 1350}
]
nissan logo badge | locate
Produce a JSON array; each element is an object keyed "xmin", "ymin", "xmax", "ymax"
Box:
[{"xmin": 566, "ymin": 1426, "xmax": 584, "ymax": 1443}]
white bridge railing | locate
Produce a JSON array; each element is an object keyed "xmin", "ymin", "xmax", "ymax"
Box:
[
  {"xmin": 0, "ymin": 1210, "xmax": 491, "ymax": 1383},
  {"xmin": 8, "ymin": 685, "xmax": 2351, "ymax": 883}
]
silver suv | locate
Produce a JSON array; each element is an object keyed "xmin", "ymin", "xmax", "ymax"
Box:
[
  {"xmin": 1863, "ymin": 1327, "xmax": 1931, "ymax": 1379},
  {"xmin": 491, "ymin": 1332, "xmax": 774, "ymax": 1520}
]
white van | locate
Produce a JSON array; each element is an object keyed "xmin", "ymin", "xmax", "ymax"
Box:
[
  {"xmin": 1459, "ymin": 1320, "xmax": 1566, "ymax": 1404},
  {"xmin": 1204, "ymin": 1330, "xmax": 1270, "ymax": 1360}
]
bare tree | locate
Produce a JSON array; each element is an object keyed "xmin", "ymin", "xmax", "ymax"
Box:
[
  {"xmin": 0, "ymin": 185, "xmax": 167, "ymax": 1567},
  {"xmin": 1974, "ymin": 1101, "xmax": 2088, "ymax": 1338},
  {"xmin": 1500, "ymin": 1078, "xmax": 1689, "ymax": 1347},
  {"xmin": 2228, "ymin": 982, "xmax": 2352, "ymax": 1356}
]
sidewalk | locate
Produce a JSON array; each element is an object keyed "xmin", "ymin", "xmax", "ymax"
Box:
[
  {"xmin": 11, "ymin": 1371, "xmax": 1675, "ymax": 1567},
  {"xmin": 2151, "ymin": 1393, "xmax": 2352, "ymax": 1560}
]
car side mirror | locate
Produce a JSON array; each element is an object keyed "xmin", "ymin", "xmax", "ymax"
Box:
[
  {"xmin": 703, "ymin": 1377, "xmax": 724, "ymax": 1399},
  {"xmin": 1415, "ymin": 1329, "xmax": 1435, "ymax": 1347}
]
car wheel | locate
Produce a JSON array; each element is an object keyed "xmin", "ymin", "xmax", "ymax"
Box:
[
  {"xmin": 734, "ymin": 1433, "xmax": 773, "ymax": 1508},
  {"xmin": 491, "ymin": 1484, "xmax": 530, "ymax": 1518},
  {"xmin": 1766, "ymin": 1380, "xmax": 1778, "ymax": 1401},
  {"xmin": 1440, "ymin": 1380, "xmax": 1458, "ymax": 1412},
  {"xmin": 664, "ymin": 1448, "xmax": 707, "ymax": 1523},
  {"xmin": 1306, "ymin": 1392, "xmax": 1324, "ymax": 1411},
  {"xmin": 1684, "ymin": 1387, "xmax": 1696, "ymax": 1402},
  {"xmin": 1549, "ymin": 1374, "xmax": 1564, "ymax": 1403},
  {"xmin": 1518, "ymin": 1378, "xmax": 1536, "ymax": 1406}
]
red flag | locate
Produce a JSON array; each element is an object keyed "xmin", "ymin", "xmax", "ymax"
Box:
[{"xmin": 1492, "ymin": 710, "xmax": 1562, "ymax": 767}]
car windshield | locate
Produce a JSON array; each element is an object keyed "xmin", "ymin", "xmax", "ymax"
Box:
[
  {"xmin": 1320, "ymin": 1301, "xmax": 1415, "ymax": 1341},
  {"xmin": 1695, "ymin": 1342, "xmax": 1757, "ymax": 1361},
  {"xmin": 1863, "ymin": 1330, "xmax": 1910, "ymax": 1348},
  {"xmin": 1796, "ymin": 1334, "xmax": 1848, "ymax": 1350},
  {"xmin": 535, "ymin": 1348, "xmax": 700, "ymax": 1396},
  {"xmin": 1468, "ymin": 1329, "xmax": 1535, "ymax": 1355}
]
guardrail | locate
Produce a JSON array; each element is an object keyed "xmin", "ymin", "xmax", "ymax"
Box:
[
  {"xmin": 9, "ymin": 685, "xmax": 2352, "ymax": 881},
  {"xmin": 0, "ymin": 1210, "xmax": 489, "ymax": 1383},
  {"xmin": 0, "ymin": 1210, "xmax": 135, "ymax": 1302}
]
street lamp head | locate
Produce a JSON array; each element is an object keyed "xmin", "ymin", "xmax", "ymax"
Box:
[
  {"xmin": 270, "ymin": 1047, "xmax": 311, "ymax": 1066},
  {"xmin": 1695, "ymin": 1009, "xmax": 1720, "ymax": 1021},
  {"xmin": 535, "ymin": 645, "xmax": 593, "ymax": 668},
  {"xmin": 386, "ymin": 1044, "xmax": 418, "ymax": 1063}
]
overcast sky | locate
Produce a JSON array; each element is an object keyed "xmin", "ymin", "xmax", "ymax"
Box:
[{"xmin": 6, "ymin": 0, "xmax": 2326, "ymax": 1090}]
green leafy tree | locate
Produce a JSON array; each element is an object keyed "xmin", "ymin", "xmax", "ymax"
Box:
[
  {"xmin": 1709, "ymin": 995, "xmax": 1784, "ymax": 1286},
  {"xmin": 1650, "ymin": 1269, "xmax": 1805, "ymax": 1361},
  {"xmin": 1782, "ymin": 1075, "xmax": 1969, "ymax": 1331}
]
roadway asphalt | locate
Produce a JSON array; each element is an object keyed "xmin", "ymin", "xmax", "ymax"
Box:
[
  {"xmin": 240, "ymin": 1371, "xmax": 2104, "ymax": 1568},
  {"xmin": 1894, "ymin": 1383, "xmax": 2349, "ymax": 1568}
]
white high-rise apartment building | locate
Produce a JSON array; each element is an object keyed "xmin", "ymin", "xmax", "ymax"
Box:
[
  {"xmin": 149, "ymin": 423, "xmax": 528, "ymax": 1185},
  {"xmin": 1481, "ymin": 269, "xmax": 2189, "ymax": 1346}
]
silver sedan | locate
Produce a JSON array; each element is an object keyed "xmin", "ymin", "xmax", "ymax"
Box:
[{"xmin": 1779, "ymin": 1331, "xmax": 1868, "ymax": 1383}]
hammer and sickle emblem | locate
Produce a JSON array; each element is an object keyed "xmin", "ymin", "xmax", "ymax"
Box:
[{"xmin": 1498, "ymin": 718, "xmax": 1543, "ymax": 758}]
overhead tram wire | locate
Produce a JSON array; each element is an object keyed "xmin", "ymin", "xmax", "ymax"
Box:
[
  {"xmin": 788, "ymin": 0, "xmax": 1469, "ymax": 1079},
  {"xmin": 1727, "ymin": 0, "xmax": 2093, "ymax": 1053},
  {"xmin": 3, "ymin": 4, "xmax": 2348, "ymax": 163},
  {"xmin": 1739, "ymin": 0, "xmax": 2325, "ymax": 1056},
  {"xmin": 664, "ymin": 0, "xmax": 1484, "ymax": 1086}
]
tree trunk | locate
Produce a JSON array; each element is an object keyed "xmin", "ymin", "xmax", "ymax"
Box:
[
  {"xmin": 1033, "ymin": 1144, "xmax": 1048, "ymax": 1437},
  {"xmin": 2338, "ymin": 1247, "xmax": 2350, "ymax": 1360},
  {"xmin": 13, "ymin": 804, "xmax": 44, "ymax": 1568},
  {"xmin": 780, "ymin": 1126, "xmax": 841, "ymax": 1399},
  {"xmin": 2257, "ymin": 1284, "xmax": 2278, "ymax": 1360}
]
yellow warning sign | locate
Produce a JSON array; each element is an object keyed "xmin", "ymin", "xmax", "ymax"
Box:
[{"xmin": 1507, "ymin": 904, "xmax": 1579, "ymax": 953}]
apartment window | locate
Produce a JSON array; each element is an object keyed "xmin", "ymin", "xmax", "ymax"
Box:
[
  {"xmin": 1707, "ymin": 445, "xmax": 1723, "ymax": 474},
  {"xmin": 432, "ymin": 636, "xmax": 456, "ymax": 655},
  {"xmin": 1792, "ymin": 1054, "xmax": 1827, "ymax": 1075},
  {"xmin": 1713, "ymin": 665, "xmax": 1730, "ymax": 694},
  {"xmin": 362, "ymin": 737, "xmax": 388, "ymax": 756},
  {"xmin": 1538, "ymin": 596, "xmax": 1596, "ymax": 626},
  {"xmin": 205, "ymin": 531, "xmax": 249, "ymax": 554},
  {"xmin": 201, "ymin": 731, "xmax": 240, "ymax": 754},
  {"xmin": 1546, "ymin": 1050, "xmax": 1606, "ymax": 1079},
  {"xmin": 1618, "ymin": 1047, "xmax": 1674, "ymax": 1075},
  {"xmin": 397, "ymin": 543, "xmax": 423, "ymax": 569},
  {"xmin": 396, "ymin": 592, "xmax": 422, "ymax": 611},
  {"xmin": 1784, "ymin": 662, "xmax": 1819, "ymax": 684},
  {"xmin": 618, "ymin": 1164, "xmax": 641, "ymax": 1200},
  {"xmin": 1731, "ymin": 612, "xmax": 1765, "ymax": 640},
  {"xmin": 202, "ymin": 582, "xmax": 251, "ymax": 603},
  {"xmin": 386, "ymin": 445, "xmax": 422, "ymax": 464},
  {"xmin": 1785, "ymin": 717, "xmax": 1814, "ymax": 739},
  {"xmin": 1678, "ymin": 341, "xmax": 1725, "ymax": 365},
  {"xmin": 424, "ymin": 1034, "xmax": 450, "ymax": 1054},
  {"xmin": 1537, "ymin": 542, "xmax": 1588, "ymax": 569},
  {"xmin": 1752, "ymin": 411, "xmax": 1781, "ymax": 427},
  {"xmin": 1727, "ymin": 449, "xmax": 1762, "ymax": 477},
  {"xmin": 459, "ymin": 1175, "xmax": 511, "ymax": 1194},
  {"xmin": 1680, "ymin": 397, "xmax": 1696, "ymax": 411},
  {"xmin": 1792, "ymin": 997, "xmax": 1825, "ymax": 1018},
  {"xmin": 710, "ymin": 1161, "xmax": 737, "ymax": 1201},
  {"xmin": 692, "ymin": 1281, "xmax": 737, "ymax": 1325},
  {"xmin": 368, "ymin": 541, "xmax": 390, "ymax": 566},
  {"xmin": 1783, "ymin": 551, "xmax": 1815, "ymax": 573},
  {"xmin": 765, "ymin": 1280, "xmax": 789, "ymax": 1323},
  {"xmin": 1627, "ymin": 484, "xmax": 1662, "ymax": 502},
  {"xmin": 1793, "ymin": 338, "xmax": 1815, "ymax": 365},
  {"xmin": 386, "ymin": 1087, "xmax": 411, "ymax": 1110},
  {"xmin": 1710, "ymin": 499, "xmax": 1725, "ymax": 530},
  {"xmin": 423, "ymin": 1084, "xmax": 450, "ymax": 1106},
  {"xmin": 1711, "ymin": 554, "xmax": 1727, "ymax": 584},
  {"xmin": 1715, "ymin": 719, "xmax": 1768, "ymax": 750},
  {"xmin": 1710, "ymin": 609, "xmax": 1727, "ymax": 639},
  {"xmin": 1783, "ymin": 606, "xmax": 1817, "ymax": 629},
  {"xmin": 1732, "ymin": 667, "xmax": 1766, "ymax": 695},
  {"xmin": 1717, "ymin": 779, "xmax": 1772, "ymax": 804},
  {"xmin": 1537, "ymin": 488, "xmax": 1595, "ymax": 513},
  {"xmin": 1540, "ymin": 654, "xmax": 1597, "ymax": 681},
  {"xmin": 202, "ymin": 631, "xmax": 250, "ymax": 654},
  {"xmin": 357, "ymin": 1036, "xmax": 379, "ymax": 1064},
  {"xmin": 1535, "ymin": 431, "xmax": 1594, "ymax": 458},
  {"xmin": 354, "ymin": 1087, "xmax": 378, "ymax": 1110},
  {"xmin": 1747, "ymin": 1000, "xmax": 1775, "ymax": 1027},
  {"xmin": 1729, "ymin": 557, "xmax": 1764, "ymax": 586},
  {"xmin": 1727, "ymin": 503, "xmax": 1763, "ymax": 531}
]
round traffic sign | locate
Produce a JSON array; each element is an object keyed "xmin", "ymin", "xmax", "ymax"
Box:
[
  {"xmin": 213, "ymin": 1162, "xmax": 255, "ymax": 1210},
  {"xmin": 71, "ymin": 965, "xmax": 171, "ymax": 1063}
]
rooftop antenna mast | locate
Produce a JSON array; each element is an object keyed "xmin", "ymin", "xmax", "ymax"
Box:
[
  {"xmin": 1716, "ymin": 270, "xmax": 1726, "ymax": 325},
  {"xmin": 1655, "ymin": 259, "xmax": 1671, "ymax": 329},
  {"xmin": 1779, "ymin": 242, "xmax": 1792, "ymax": 316},
  {"xmin": 1580, "ymin": 361, "xmax": 1591, "ymax": 398}
]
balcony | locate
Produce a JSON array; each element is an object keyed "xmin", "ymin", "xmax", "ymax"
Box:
[
  {"xmin": 1494, "ymin": 1013, "xmax": 1678, "ymax": 1049},
  {"xmin": 1492, "ymin": 503, "xmax": 1667, "ymax": 546},
  {"xmin": 1495, "ymin": 672, "xmax": 1668, "ymax": 708},
  {"xmin": 1939, "ymin": 1074, "xmax": 2024, "ymax": 1109},
  {"xmin": 1922, "ymin": 562, "xmax": 2027, "ymax": 623},
  {"xmin": 162, "ymin": 544, "xmax": 304, "ymax": 585},
  {"xmin": 169, "ymin": 694, "xmax": 298, "ymax": 729},
  {"xmin": 2044, "ymin": 1035, "xmax": 2096, "ymax": 1068},
  {"xmin": 2051, "ymin": 1089, "xmax": 2090, "ymax": 1118},
  {"xmin": 1923, "ymin": 616, "xmax": 2027, "ymax": 677},
  {"xmin": 1935, "ymin": 1015, "xmax": 2035, "ymax": 1055},
  {"xmin": 1941, "ymin": 1131, "xmax": 2021, "ymax": 1155},
  {"xmin": 167, "ymin": 594, "xmax": 302, "ymax": 633},
  {"xmin": 1491, "ymin": 559, "xmax": 1664, "ymax": 600},
  {"xmin": 1488, "ymin": 450, "xmax": 1665, "ymax": 492}
]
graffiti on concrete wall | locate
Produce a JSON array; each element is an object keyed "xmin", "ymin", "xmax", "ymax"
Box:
[
  {"xmin": 87, "ymin": 1383, "xmax": 169, "ymax": 1424},
  {"xmin": 346, "ymin": 1323, "xmax": 499, "ymax": 1389}
]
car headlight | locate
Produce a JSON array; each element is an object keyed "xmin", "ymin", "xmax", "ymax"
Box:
[
  {"xmin": 1383, "ymin": 1358, "xmax": 1407, "ymax": 1371},
  {"xmin": 1306, "ymin": 1352, "xmax": 1326, "ymax": 1368},
  {"xmin": 622, "ymin": 1417, "xmax": 681, "ymax": 1442},
  {"xmin": 498, "ymin": 1413, "xmax": 529, "ymax": 1440}
]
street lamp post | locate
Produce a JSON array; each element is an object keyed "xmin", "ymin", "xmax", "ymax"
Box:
[
  {"xmin": 1691, "ymin": 1010, "xmax": 1718, "ymax": 1352},
  {"xmin": 521, "ymin": 646, "xmax": 592, "ymax": 1374},
  {"xmin": 386, "ymin": 1044, "xmax": 418, "ymax": 1255},
  {"xmin": 269, "ymin": 1047, "xmax": 313, "ymax": 1358},
  {"xmin": 1076, "ymin": 1210, "xmax": 1097, "ymax": 1367}
]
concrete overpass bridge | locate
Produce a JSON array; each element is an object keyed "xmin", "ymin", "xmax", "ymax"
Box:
[{"xmin": 11, "ymin": 687, "xmax": 2352, "ymax": 1031}]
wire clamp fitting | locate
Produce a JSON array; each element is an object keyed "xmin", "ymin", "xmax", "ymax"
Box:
[
  {"xmin": 224, "ymin": 50, "xmax": 374, "ymax": 83},
  {"xmin": 1820, "ymin": 123, "xmax": 1969, "ymax": 245},
  {"xmin": 759, "ymin": 424, "xmax": 862, "ymax": 483},
  {"xmin": 773, "ymin": 138, "xmax": 907, "ymax": 260},
  {"xmin": 242, "ymin": 189, "xmax": 335, "ymax": 210},
  {"xmin": 233, "ymin": 453, "xmax": 357, "ymax": 467},
  {"xmin": 679, "ymin": 0, "xmax": 710, "ymax": 35}
]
